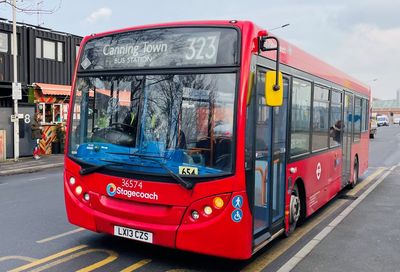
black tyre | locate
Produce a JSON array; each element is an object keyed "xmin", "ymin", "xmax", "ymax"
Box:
[
  {"xmin": 288, "ymin": 183, "xmax": 302, "ymax": 234},
  {"xmin": 350, "ymin": 158, "xmax": 359, "ymax": 189}
]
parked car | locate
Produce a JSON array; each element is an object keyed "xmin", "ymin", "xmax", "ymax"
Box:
[
  {"xmin": 394, "ymin": 117, "xmax": 400, "ymax": 124},
  {"xmin": 370, "ymin": 118, "xmax": 377, "ymax": 138},
  {"xmin": 377, "ymin": 115, "xmax": 389, "ymax": 126}
]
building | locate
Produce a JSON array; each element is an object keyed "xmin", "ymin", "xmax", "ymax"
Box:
[
  {"xmin": 0, "ymin": 18, "xmax": 82, "ymax": 158},
  {"xmin": 372, "ymin": 89, "xmax": 400, "ymax": 123}
]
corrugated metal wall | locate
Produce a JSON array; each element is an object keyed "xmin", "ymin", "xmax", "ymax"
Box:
[
  {"xmin": 28, "ymin": 28, "xmax": 82, "ymax": 85},
  {"xmin": 0, "ymin": 21, "xmax": 82, "ymax": 158},
  {"xmin": 0, "ymin": 21, "xmax": 82, "ymax": 88},
  {"xmin": 0, "ymin": 22, "xmax": 28, "ymax": 84}
]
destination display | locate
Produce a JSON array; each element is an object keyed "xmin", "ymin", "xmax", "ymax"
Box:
[{"xmin": 79, "ymin": 27, "xmax": 238, "ymax": 71}]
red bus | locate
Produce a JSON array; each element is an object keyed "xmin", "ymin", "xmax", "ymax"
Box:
[{"xmin": 64, "ymin": 20, "xmax": 370, "ymax": 259}]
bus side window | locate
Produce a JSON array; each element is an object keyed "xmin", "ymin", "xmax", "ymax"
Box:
[{"xmin": 330, "ymin": 90, "xmax": 342, "ymax": 147}]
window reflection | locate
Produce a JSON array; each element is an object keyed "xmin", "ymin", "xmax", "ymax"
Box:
[
  {"xmin": 290, "ymin": 78, "xmax": 311, "ymax": 157},
  {"xmin": 330, "ymin": 90, "xmax": 342, "ymax": 147},
  {"xmin": 69, "ymin": 73, "xmax": 236, "ymax": 175},
  {"xmin": 312, "ymin": 85, "xmax": 329, "ymax": 151}
]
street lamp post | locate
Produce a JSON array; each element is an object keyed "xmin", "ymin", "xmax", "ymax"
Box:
[{"xmin": 12, "ymin": 0, "xmax": 21, "ymax": 161}]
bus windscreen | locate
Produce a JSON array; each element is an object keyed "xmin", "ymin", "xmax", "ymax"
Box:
[{"xmin": 78, "ymin": 27, "xmax": 239, "ymax": 71}]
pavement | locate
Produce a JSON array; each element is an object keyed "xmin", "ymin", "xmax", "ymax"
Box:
[
  {"xmin": 287, "ymin": 165, "xmax": 400, "ymax": 272},
  {"xmin": 0, "ymin": 154, "xmax": 64, "ymax": 176}
]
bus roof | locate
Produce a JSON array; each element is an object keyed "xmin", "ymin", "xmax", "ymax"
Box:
[
  {"xmin": 264, "ymin": 32, "xmax": 370, "ymax": 96},
  {"xmin": 82, "ymin": 20, "xmax": 370, "ymax": 97}
]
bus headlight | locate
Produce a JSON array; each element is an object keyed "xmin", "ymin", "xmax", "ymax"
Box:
[
  {"xmin": 83, "ymin": 193, "xmax": 90, "ymax": 201},
  {"xmin": 75, "ymin": 186, "xmax": 83, "ymax": 195},
  {"xmin": 191, "ymin": 210, "xmax": 200, "ymax": 220},
  {"xmin": 183, "ymin": 193, "xmax": 232, "ymax": 224},
  {"xmin": 69, "ymin": 177, "xmax": 76, "ymax": 185},
  {"xmin": 204, "ymin": 206, "xmax": 213, "ymax": 215}
]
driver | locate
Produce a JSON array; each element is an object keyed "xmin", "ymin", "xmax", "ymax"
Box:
[{"xmin": 122, "ymin": 111, "xmax": 138, "ymax": 138}]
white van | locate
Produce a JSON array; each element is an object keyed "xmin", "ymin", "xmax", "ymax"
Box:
[{"xmin": 377, "ymin": 115, "xmax": 389, "ymax": 126}]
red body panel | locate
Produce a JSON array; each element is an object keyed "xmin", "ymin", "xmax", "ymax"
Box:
[
  {"xmin": 286, "ymin": 149, "xmax": 343, "ymax": 217},
  {"xmin": 64, "ymin": 157, "xmax": 253, "ymax": 258},
  {"xmin": 285, "ymin": 132, "xmax": 369, "ymax": 220},
  {"xmin": 65, "ymin": 20, "xmax": 370, "ymax": 259}
]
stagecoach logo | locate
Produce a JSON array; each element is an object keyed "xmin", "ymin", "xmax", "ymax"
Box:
[
  {"xmin": 316, "ymin": 162, "xmax": 322, "ymax": 180},
  {"xmin": 106, "ymin": 183, "xmax": 117, "ymax": 196},
  {"xmin": 105, "ymin": 182, "xmax": 159, "ymax": 200}
]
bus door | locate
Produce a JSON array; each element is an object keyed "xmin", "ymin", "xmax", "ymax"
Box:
[
  {"xmin": 342, "ymin": 92, "xmax": 353, "ymax": 185},
  {"xmin": 249, "ymin": 66, "xmax": 289, "ymax": 245}
]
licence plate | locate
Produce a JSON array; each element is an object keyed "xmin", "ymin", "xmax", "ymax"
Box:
[{"xmin": 114, "ymin": 225, "xmax": 153, "ymax": 243}]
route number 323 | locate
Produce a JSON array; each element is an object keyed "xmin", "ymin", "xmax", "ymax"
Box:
[{"xmin": 185, "ymin": 36, "xmax": 218, "ymax": 61}]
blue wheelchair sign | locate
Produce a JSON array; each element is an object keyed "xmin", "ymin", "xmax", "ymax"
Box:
[{"xmin": 231, "ymin": 209, "xmax": 243, "ymax": 223}]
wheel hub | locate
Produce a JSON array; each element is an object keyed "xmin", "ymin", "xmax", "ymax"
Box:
[{"xmin": 290, "ymin": 194, "xmax": 301, "ymax": 224}]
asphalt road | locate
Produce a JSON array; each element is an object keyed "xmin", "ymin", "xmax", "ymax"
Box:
[
  {"xmin": 0, "ymin": 125, "xmax": 398, "ymax": 271},
  {"xmin": 368, "ymin": 125, "xmax": 400, "ymax": 168}
]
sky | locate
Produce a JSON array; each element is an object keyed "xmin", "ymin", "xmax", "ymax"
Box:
[{"xmin": 1, "ymin": 0, "xmax": 399, "ymax": 99}]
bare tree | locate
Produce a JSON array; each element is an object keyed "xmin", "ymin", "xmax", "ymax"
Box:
[{"xmin": 0, "ymin": 0, "xmax": 61, "ymax": 16}]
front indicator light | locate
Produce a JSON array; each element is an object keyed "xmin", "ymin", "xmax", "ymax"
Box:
[
  {"xmin": 191, "ymin": 210, "xmax": 200, "ymax": 220},
  {"xmin": 204, "ymin": 206, "xmax": 213, "ymax": 215},
  {"xmin": 213, "ymin": 197, "xmax": 224, "ymax": 209},
  {"xmin": 75, "ymin": 186, "xmax": 82, "ymax": 195},
  {"xmin": 69, "ymin": 177, "xmax": 76, "ymax": 185}
]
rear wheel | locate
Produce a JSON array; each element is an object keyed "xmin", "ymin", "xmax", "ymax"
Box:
[{"xmin": 350, "ymin": 158, "xmax": 359, "ymax": 188}]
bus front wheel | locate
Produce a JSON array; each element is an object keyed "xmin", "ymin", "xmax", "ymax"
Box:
[{"xmin": 288, "ymin": 183, "xmax": 301, "ymax": 234}]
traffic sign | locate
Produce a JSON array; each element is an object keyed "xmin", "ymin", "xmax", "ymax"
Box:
[{"xmin": 12, "ymin": 82, "xmax": 22, "ymax": 100}]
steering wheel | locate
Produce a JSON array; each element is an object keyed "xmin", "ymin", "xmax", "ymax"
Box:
[{"xmin": 110, "ymin": 122, "xmax": 134, "ymax": 131}]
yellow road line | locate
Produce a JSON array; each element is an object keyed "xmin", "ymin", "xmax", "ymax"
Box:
[
  {"xmin": 347, "ymin": 167, "xmax": 386, "ymax": 197},
  {"xmin": 9, "ymin": 245, "xmax": 87, "ymax": 272},
  {"xmin": 0, "ymin": 256, "xmax": 37, "ymax": 263},
  {"xmin": 26, "ymin": 249, "xmax": 117, "ymax": 272},
  {"xmin": 76, "ymin": 249, "xmax": 118, "ymax": 272},
  {"xmin": 241, "ymin": 199, "xmax": 347, "ymax": 272},
  {"xmin": 36, "ymin": 228, "xmax": 85, "ymax": 244},
  {"xmin": 120, "ymin": 259, "xmax": 152, "ymax": 272}
]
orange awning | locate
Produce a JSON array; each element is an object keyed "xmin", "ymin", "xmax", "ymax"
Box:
[{"xmin": 33, "ymin": 83, "xmax": 71, "ymax": 96}]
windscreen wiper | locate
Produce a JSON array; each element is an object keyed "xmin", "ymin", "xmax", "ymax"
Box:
[
  {"xmin": 106, "ymin": 152, "xmax": 193, "ymax": 190},
  {"xmin": 79, "ymin": 161, "xmax": 124, "ymax": 175}
]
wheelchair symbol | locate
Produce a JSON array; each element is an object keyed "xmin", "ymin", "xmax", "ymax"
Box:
[{"xmin": 231, "ymin": 209, "xmax": 243, "ymax": 223}]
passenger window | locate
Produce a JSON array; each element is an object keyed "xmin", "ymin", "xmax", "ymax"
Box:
[
  {"xmin": 361, "ymin": 99, "xmax": 368, "ymax": 131},
  {"xmin": 330, "ymin": 90, "xmax": 342, "ymax": 147},
  {"xmin": 354, "ymin": 97, "xmax": 362, "ymax": 141},
  {"xmin": 312, "ymin": 85, "xmax": 329, "ymax": 151},
  {"xmin": 290, "ymin": 78, "xmax": 311, "ymax": 157}
]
